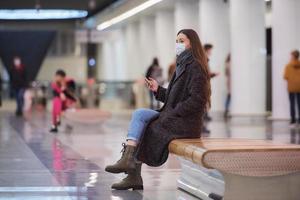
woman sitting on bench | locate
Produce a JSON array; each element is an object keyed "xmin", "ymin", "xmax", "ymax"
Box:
[{"xmin": 105, "ymin": 29, "xmax": 211, "ymax": 190}]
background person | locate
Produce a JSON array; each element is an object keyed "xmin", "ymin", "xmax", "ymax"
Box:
[
  {"xmin": 145, "ymin": 57, "xmax": 163, "ymax": 109},
  {"xmin": 50, "ymin": 70, "xmax": 77, "ymax": 133},
  {"xmin": 224, "ymin": 54, "xmax": 231, "ymax": 119},
  {"xmin": 105, "ymin": 29, "xmax": 211, "ymax": 191},
  {"xmin": 10, "ymin": 56, "xmax": 26, "ymax": 116},
  {"xmin": 284, "ymin": 50, "xmax": 300, "ymax": 125},
  {"xmin": 203, "ymin": 44, "xmax": 219, "ymax": 79},
  {"xmin": 202, "ymin": 44, "xmax": 218, "ymax": 133}
]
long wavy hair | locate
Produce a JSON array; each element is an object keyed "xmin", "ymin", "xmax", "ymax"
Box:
[{"xmin": 177, "ymin": 29, "xmax": 211, "ymax": 110}]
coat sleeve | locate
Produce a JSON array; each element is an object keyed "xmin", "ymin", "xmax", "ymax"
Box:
[
  {"xmin": 154, "ymin": 86, "xmax": 167, "ymax": 103},
  {"xmin": 173, "ymin": 66, "xmax": 208, "ymax": 117}
]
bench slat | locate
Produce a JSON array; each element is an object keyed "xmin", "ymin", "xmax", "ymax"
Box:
[{"xmin": 170, "ymin": 138, "xmax": 300, "ymax": 177}]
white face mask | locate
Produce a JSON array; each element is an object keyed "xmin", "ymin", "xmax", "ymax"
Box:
[
  {"xmin": 176, "ymin": 43, "xmax": 186, "ymax": 56},
  {"xmin": 14, "ymin": 58, "xmax": 21, "ymax": 66}
]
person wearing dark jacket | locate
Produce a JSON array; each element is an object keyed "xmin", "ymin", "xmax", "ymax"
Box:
[
  {"xmin": 105, "ymin": 29, "xmax": 211, "ymax": 190},
  {"xmin": 145, "ymin": 57, "xmax": 163, "ymax": 109},
  {"xmin": 10, "ymin": 56, "xmax": 26, "ymax": 116}
]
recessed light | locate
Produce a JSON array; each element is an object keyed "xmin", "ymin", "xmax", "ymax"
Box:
[{"xmin": 0, "ymin": 9, "xmax": 88, "ymax": 20}]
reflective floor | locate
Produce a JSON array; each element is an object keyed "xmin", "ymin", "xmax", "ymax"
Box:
[{"xmin": 0, "ymin": 107, "xmax": 298, "ymax": 200}]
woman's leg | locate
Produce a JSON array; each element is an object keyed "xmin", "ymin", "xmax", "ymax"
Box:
[
  {"xmin": 126, "ymin": 108, "xmax": 159, "ymax": 146},
  {"xmin": 106, "ymin": 108, "xmax": 158, "ymax": 190},
  {"xmin": 105, "ymin": 108, "xmax": 158, "ymax": 174}
]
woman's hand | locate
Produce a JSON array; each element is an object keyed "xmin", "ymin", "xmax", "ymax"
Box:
[{"xmin": 145, "ymin": 77, "xmax": 159, "ymax": 92}]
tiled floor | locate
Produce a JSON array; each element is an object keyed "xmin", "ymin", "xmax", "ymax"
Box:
[{"xmin": 0, "ymin": 106, "xmax": 298, "ymax": 200}]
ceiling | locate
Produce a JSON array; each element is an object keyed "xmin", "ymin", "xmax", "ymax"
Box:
[{"xmin": 0, "ymin": 0, "xmax": 119, "ymax": 18}]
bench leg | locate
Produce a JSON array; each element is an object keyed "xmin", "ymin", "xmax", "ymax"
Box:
[
  {"xmin": 222, "ymin": 172, "xmax": 300, "ymax": 200},
  {"xmin": 177, "ymin": 157, "xmax": 300, "ymax": 200},
  {"xmin": 177, "ymin": 157, "xmax": 224, "ymax": 200}
]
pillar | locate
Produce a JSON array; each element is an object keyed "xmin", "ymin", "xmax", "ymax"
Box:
[
  {"xmin": 199, "ymin": 0, "xmax": 230, "ymax": 112},
  {"xmin": 155, "ymin": 10, "xmax": 175, "ymax": 78},
  {"xmin": 139, "ymin": 16, "xmax": 157, "ymax": 73},
  {"xmin": 272, "ymin": 0, "xmax": 300, "ymax": 119},
  {"xmin": 230, "ymin": 0, "xmax": 266, "ymax": 116},
  {"xmin": 98, "ymin": 29, "xmax": 127, "ymax": 81},
  {"xmin": 125, "ymin": 22, "xmax": 142, "ymax": 80},
  {"xmin": 174, "ymin": 0, "xmax": 200, "ymax": 34}
]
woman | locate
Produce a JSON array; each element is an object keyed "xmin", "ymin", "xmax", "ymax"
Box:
[{"xmin": 105, "ymin": 29, "xmax": 211, "ymax": 190}]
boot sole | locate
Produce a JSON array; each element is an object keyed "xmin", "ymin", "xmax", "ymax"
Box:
[
  {"xmin": 112, "ymin": 185, "xmax": 144, "ymax": 190},
  {"xmin": 105, "ymin": 168, "xmax": 128, "ymax": 174},
  {"xmin": 105, "ymin": 167, "xmax": 136, "ymax": 174}
]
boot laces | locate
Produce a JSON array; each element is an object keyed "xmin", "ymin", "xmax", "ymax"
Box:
[
  {"xmin": 120, "ymin": 143, "xmax": 126, "ymax": 154},
  {"xmin": 116, "ymin": 143, "xmax": 126, "ymax": 163}
]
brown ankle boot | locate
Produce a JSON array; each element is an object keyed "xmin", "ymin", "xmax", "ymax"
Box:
[
  {"xmin": 111, "ymin": 162, "xmax": 143, "ymax": 190},
  {"xmin": 105, "ymin": 143, "xmax": 136, "ymax": 174}
]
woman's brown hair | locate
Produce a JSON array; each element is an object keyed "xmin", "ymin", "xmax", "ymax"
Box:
[{"xmin": 177, "ymin": 29, "xmax": 211, "ymax": 110}]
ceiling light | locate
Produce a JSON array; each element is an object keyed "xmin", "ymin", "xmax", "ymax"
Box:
[
  {"xmin": 97, "ymin": 0, "xmax": 163, "ymax": 30},
  {"xmin": 0, "ymin": 9, "xmax": 88, "ymax": 20}
]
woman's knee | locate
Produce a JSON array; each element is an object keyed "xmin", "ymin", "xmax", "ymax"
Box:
[
  {"xmin": 132, "ymin": 108, "xmax": 146, "ymax": 118},
  {"xmin": 132, "ymin": 108, "xmax": 154, "ymax": 121}
]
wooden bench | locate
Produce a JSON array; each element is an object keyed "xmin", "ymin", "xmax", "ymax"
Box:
[{"xmin": 169, "ymin": 138, "xmax": 300, "ymax": 200}]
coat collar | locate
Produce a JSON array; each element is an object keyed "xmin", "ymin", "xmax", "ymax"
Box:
[{"xmin": 174, "ymin": 49, "xmax": 193, "ymax": 83}]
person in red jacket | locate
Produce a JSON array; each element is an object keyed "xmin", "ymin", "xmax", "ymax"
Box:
[{"xmin": 50, "ymin": 70, "xmax": 76, "ymax": 133}]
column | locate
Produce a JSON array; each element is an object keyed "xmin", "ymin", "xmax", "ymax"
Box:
[
  {"xmin": 174, "ymin": 0, "xmax": 199, "ymax": 34},
  {"xmin": 155, "ymin": 10, "xmax": 175, "ymax": 78},
  {"xmin": 125, "ymin": 22, "xmax": 142, "ymax": 80},
  {"xmin": 230, "ymin": 0, "xmax": 266, "ymax": 116},
  {"xmin": 97, "ymin": 28, "xmax": 127, "ymax": 81},
  {"xmin": 139, "ymin": 16, "xmax": 157, "ymax": 73},
  {"xmin": 99, "ymin": 39, "xmax": 115, "ymax": 80},
  {"xmin": 199, "ymin": 0, "xmax": 230, "ymax": 112},
  {"xmin": 272, "ymin": 0, "xmax": 300, "ymax": 119}
]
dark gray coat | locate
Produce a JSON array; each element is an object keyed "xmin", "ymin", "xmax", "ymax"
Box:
[{"xmin": 136, "ymin": 50, "xmax": 208, "ymax": 167}]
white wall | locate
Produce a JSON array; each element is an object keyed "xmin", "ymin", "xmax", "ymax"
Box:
[
  {"xmin": 199, "ymin": 0, "xmax": 230, "ymax": 112},
  {"xmin": 37, "ymin": 56, "xmax": 86, "ymax": 83}
]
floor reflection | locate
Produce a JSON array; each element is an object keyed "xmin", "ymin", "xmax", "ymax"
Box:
[{"xmin": 0, "ymin": 110, "xmax": 298, "ymax": 199}]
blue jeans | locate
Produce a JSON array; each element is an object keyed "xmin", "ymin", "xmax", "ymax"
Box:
[
  {"xmin": 127, "ymin": 108, "xmax": 159, "ymax": 142},
  {"xmin": 15, "ymin": 88, "xmax": 25, "ymax": 115}
]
